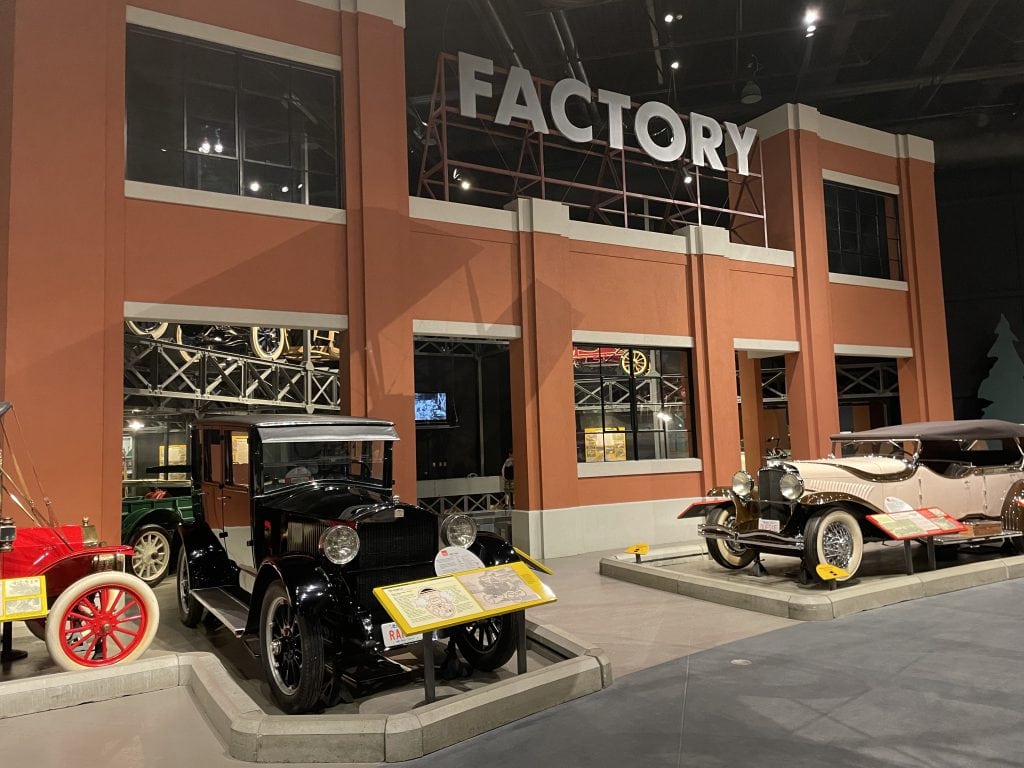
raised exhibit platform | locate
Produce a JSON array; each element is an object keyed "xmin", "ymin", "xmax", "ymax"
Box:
[
  {"xmin": 0, "ymin": 620, "xmax": 611, "ymax": 763},
  {"xmin": 601, "ymin": 541, "xmax": 1024, "ymax": 620}
]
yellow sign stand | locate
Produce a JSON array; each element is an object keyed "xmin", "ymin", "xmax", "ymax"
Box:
[
  {"xmin": 625, "ymin": 543, "xmax": 650, "ymax": 563},
  {"xmin": 0, "ymin": 575, "xmax": 48, "ymax": 621},
  {"xmin": 513, "ymin": 546, "xmax": 554, "ymax": 575},
  {"xmin": 815, "ymin": 563, "xmax": 849, "ymax": 590}
]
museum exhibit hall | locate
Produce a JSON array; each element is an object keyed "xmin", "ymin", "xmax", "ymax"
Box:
[{"xmin": 1, "ymin": 0, "xmax": 1024, "ymax": 765}]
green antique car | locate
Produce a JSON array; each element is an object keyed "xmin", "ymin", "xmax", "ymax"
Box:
[{"xmin": 122, "ymin": 490, "xmax": 197, "ymax": 586}]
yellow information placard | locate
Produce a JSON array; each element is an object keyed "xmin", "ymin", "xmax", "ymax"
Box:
[
  {"xmin": 373, "ymin": 561, "xmax": 556, "ymax": 637},
  {"xmin": 0, "ymin": 575, "xmax": 48, "ymax": 621}
]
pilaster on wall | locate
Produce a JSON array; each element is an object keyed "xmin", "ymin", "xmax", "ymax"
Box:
[
  {"xmin": 747, "ymin": 106, "xmax": 839, "ymax": 457},
  {"xmin": 507, "ymin": 198, "xmax": 577, "ymax": 512},
  {"xmin": 340, "ymin": 5, "xmax": 415, "ymax": 494}
]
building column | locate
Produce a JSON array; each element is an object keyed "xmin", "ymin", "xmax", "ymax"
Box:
[
  {"xmin": 896, "ymin": 136, "xmax": 953, "ymax": 422},
  {"xmin": 340, "ymin": 3, "xmax": 415, "ymax": 495},
  {"xmin": 737, "ymin": 354, "xmax": 765, "ymax": 468}
]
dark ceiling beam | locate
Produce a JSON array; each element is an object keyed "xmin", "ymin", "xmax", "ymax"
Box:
[
  {"xmin": 917, "ymin": 0, "xmax": 999, "ymax": 115},
  {"xmin": 473, "ymin": 1, "xmax": 523, "ymax": 68},
  {"xmin": 643, "ymin": 0, "xmax": 666, "ymax": 86},
  {"xmin": 819, "ymin": 0, "xmax": 863, "ymax": 86},
  {"xmin": 914, "ymin": 0, "xmax": 973, "ymax": 73},
  {"xmin": 521, "ymin": 0, "xmax": 631, "ymax": 16},
  {"xmin": 537, "ymin": 13, "xmax": 889, "ymax": 68}
]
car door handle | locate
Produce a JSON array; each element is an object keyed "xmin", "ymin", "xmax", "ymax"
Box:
[{"xmin": 218, "ymin": 531, "xmax": 229, "ymax": 539}]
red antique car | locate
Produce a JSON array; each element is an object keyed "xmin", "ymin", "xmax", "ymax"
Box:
[
  {"xmin": 0, "ymin": 402, "xmax": 159, "ymax": 669},
  {"xmin": 571, "ymin": 346, "xmax": 649, "ymax": 375}
]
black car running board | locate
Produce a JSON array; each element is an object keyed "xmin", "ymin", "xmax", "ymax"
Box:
[{"xmin": 190, "ymin": 587, "xmax": 249, "ymax": 637}]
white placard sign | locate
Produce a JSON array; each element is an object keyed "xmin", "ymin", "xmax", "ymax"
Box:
[{"xmin": 434, "ymin": 546, "xmax": 486, "ymax": 576}]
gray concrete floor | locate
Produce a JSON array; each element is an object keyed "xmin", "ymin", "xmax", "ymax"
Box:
[{"xmin": 7, "ymin": 549, "xmax": 1022, "ymax": 766}]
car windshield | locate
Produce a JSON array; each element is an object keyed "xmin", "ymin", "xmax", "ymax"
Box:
[
  {"xmin": 832, "ymin": 438, "xmax": 919, "ymax": 460},
  {"xmin": 261, "ymin": 439, "xmax": 387, "ymax": 490}
]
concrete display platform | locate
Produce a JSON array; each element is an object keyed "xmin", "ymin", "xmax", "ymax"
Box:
[
  {"xmin": 0, "ymin": 620, "xmax": 611, "ymax": 763},
  {"xmin": 601, "ymin": 541, "xmax": 1024, "ymax": 620}
]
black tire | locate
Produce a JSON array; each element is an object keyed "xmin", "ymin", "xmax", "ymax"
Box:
[
  {"xmin": 129, "ymin": 525, "xmax": 173, "ymax": 586},
  {"xmin": 176, "ymin": 548, "xmax": 205, "ymax": 627},
  {"xmin": 804, "ymin": 508, "xmax": 864, "ymax": 581},
  {"xmin": 705, "ymin": 505, "xmax": 756, "ymax": 570},
  {"xmin": 259, "ymin": 581, "xmax": 325, "ymax": 714},
  {"xmin": 250, "ymin": 326, "xmax": 286, "ymax": 361},
  {"xmin": 453, "ymin": 612, "xmax": 517, "ymax": 672},
  {"xmin": 24, "ymin": 618, "xmax": 46, "ymax": 641}
]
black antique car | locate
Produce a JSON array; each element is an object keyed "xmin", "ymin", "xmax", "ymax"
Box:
[{"xmin": 176, "ymin": 413, "xmax": 519, "ymax": 713}]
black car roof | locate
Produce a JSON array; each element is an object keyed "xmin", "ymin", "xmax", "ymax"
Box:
[
  {"xmin": 831, "ymin": 419, "xmax": 1024, "ymax": 442},
  {"xmin": 198, "ymin": 413, "xmax": 395, "ymax": 429}
]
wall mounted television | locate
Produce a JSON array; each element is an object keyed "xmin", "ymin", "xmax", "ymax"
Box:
[{"xmin": 415, "ymin": 392, "xmax": 450, "ymax": 425}]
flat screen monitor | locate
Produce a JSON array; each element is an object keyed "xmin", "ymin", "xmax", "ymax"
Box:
[{"xmin": 415, "ymin": 392, "xmax": 448, "ymax": 423}]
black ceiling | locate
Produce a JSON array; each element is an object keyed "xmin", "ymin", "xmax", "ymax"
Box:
[{"xmin": 404, "ymin": 0, "xmax": 1024, "ymax": 167}]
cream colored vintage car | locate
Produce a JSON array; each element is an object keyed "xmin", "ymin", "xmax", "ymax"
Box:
[{"xmin": 688, "ymin": 420, "xmax": 1024, "ymax": 582}]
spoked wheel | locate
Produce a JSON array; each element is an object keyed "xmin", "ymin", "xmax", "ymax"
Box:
[
  {"xmin": 452, "ymin": 612, "xmax": 517, "ymax": 671},
  {"xmin": 804, "ymin": 508, "xmax": 863, "ymax": 581},
  {"xmin": 620, "ymin": 349, "xmax": 649, "ymax": 376},
  {"xmin": 44, "ymin": 571, "xmax": 159, "ymax": 671},
  {"xmin": 125, "ymin": 320, "xmax": 169, "ymax": 339},
  {"xmin": 259, "ymin": 581, "xmax": 324, "ymax": 714},
  {"xmin": 175, "ymin": 324, "xmax": 202, "ymax": 363},
  {"xmin": 176, "ymin": 548, "xmax": 204, "ymax": 627},
  {"xmin": 705, "ymin": 505, "xmax": 756, "ymax": 570},
  {"xmin": 129, "ymin": 526, "xmax": 172, "ymax": 586},
  {"xmin": 250, "ymin": 326, "xmax": 286, "ymax": 361}
]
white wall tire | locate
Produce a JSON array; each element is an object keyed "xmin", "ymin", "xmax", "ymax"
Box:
[
  {"xmin": 250, "ymin": 327, "xmax": 286, "ymax": 360},
  {"xmin": 44, "ymin": 571, "xmax": 159, "ymax": 671},
  {"xmin": 705, "ymin": 505, "xmax": 756, "ymax": 569},
  {"xmin": 804, "ymin": 508, "xmax": 864, "ymax": 581},
  {"xmin": 129, "ymin": 526, "xmax": 172, "ymax": 586}
]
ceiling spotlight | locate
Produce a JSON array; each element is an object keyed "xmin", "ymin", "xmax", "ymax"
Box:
[
  {"xmin": 806, "ymin": 24, "xmax": 816, "ymax": 32},
  {"xmin": 249, "ymin": 181, "xmax": 261, "ymax": 192},
  {"xmin": 675, "ymin": 13, "xmax": 682, "ymax": 20},
  {"xmin": 803, "ymin": 8, "xmax": 819, "ymax": 25},
  {"xmin": 460, "ymin": 179, "xmax": 471, "ymax": 190},
  {"xmin": 684, "ymin": 173, "xmax": 693, "ymax": 184},
  {"xmin": 281, "ymin": 185, "xmax": 289, "ymax": 193},
  {"xmin": 805, "ymin": 29, "xmax": 815, "ymax": 37},
  {"xmin": 128, "ymin": 419, "xmax": 144, "ymax": 431},
  {"xmin": 664, "ymin": 13, "xmax": 673, "ymax": 22},
  {"xmin": 199, "ymin": 139, "xmax": 211, "ymax": 154},
  {"xmin": 670, "ymin": 60, "xmax": 680, "ymax": 70}
]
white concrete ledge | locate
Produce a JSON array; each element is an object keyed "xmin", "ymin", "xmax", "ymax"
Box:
[
  {"xmin": 126, "ymin": 181, "xmax": 346, "ymax": 224},
  {"xmin": 577, "ymin": 458, "xmax": 702, "ymax": 478},
  {"xmin": 834, "ymin": 343, "xmax": 913, "ymax": 358},
  {"xmin": 829, "ymin": 273, "xmax": 909, "ymax": 291},
  {"xmin": 572, "ymin": 329, "xmax": 694, "ymax": 347},
  {"xmin": 0, "ymin": 623, "xmax": 609, "ymax": 763},
  {"xmin": 123, "ymin": 302, "xmax": 348, "ymax": 330}
]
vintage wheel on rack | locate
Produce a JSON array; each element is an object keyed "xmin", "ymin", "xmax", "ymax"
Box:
[
  {"xmin": 129, "ymin": 526, "xmax": 173, "ymax": 586},
  {"xmin": 125, "ymin": 320, "xmax": 169, "ymax": 339},
  {"xmin": 803, "ymin": 508, "xmax": 863, "ymax": 581},
  {"xmin": 452, "ymin": 612, "xmax": 517, "ymax": 671},
  {"xmin": 619, "ymin": 349, "xmax": 649, "ymax": 376},
  {"xmin": 704, "ymin": 505, "xmax": 756, "ymax": 570},
  {"xmin": 250, "ymin": 326, "xmax": 286, "ymax": 361},
  {"xmin": 44, "ymin": 571, "xmax": 159, "ymax": 671},
  {"xmin": 259, "ymin": 581, "xmax": 325, "ymax": 714}
]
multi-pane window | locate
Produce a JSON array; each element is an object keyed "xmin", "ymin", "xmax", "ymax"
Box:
[
  {"xmin": 126, "ymin": 26, "xmax": 341, "ymax": 208},
  {"xmin": 824, "ymin": 181, "xmax": 902, "ymax": 280},
  {"xmin": 573, "ymin": 345, "xmax": 696, "ymax": 463}
]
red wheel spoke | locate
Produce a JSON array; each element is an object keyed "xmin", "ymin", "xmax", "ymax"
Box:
[
  {"xmin": 68, "ymin": 610, "xmax": 96, "ymax": 622},
  {"xmin": 111, "ymin": 626, "xmax": 141, "ymax": 639},
  {"xmin": 112, "ymin": 598, "xmax": 140, "ymax": 619},
  {"xmin": 65, "ymin": 628, "xmax": 94, "ymax": 644},
  {"xmin": 107, "ymin": 633, "xmax": 127, "ymax": 654},
  {"xmin": 83, "ymin": 635, "xmax": 101, "ymax": 659}
]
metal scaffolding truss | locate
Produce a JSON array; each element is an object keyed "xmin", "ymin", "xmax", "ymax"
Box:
[
  {"xmin": 756, "ymin": 359, "xmax": 899, "ymax": 404},
  {"xmin": 124, "ymin": 336, "xmax": 340, "ymax": 413},
  {"xmin": 416, "ymin": 53, "xmax": 768, "ymax": 243},
  {"xmin": 414, "ymin": 338, "xmax": 509, "ymax": 357}
]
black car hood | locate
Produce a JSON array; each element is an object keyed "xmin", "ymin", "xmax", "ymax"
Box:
[{"xmin": 257, "ymin": 481, "xmax": 397, "ymax": 521}]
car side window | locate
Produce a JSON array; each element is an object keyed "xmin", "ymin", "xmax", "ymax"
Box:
[
  {"xmin": 203, "ymin": 429, "xmax": 224, "ymax": 484},
  {"xmin": 227, "ymin": 431, "xmax": 250, "ymax": 488}
]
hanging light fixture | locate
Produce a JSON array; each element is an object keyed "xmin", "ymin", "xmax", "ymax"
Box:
[{"xmin": 740, "ymin": 55, "xmax": 763, "ymax": 105}]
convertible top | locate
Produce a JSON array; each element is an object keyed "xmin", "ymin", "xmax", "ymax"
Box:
[{"xmin": 830, "ymin": 419, "xmax": 1024, "ymax": 442}]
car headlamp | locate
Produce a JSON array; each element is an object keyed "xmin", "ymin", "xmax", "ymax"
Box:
[
  {"xmin": 731, "ymin": 471, "xmax": 754, "ymax": 499},
  {"xmin": 320, "ymin": 524, "xmax": 360, "ymax": 565},
  {"xmin": 441, "ymin": 514, "xmax": 477, "ymax": 548},
  {"xmin": 779, "ymin": 472, "xmax": 804, "ymax": 501}
]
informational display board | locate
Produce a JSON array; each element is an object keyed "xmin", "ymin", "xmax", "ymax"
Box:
[
  {"xmin": 0, "ymin": 575, "xmax": 48, "ymax": 621},
  {"xmin": 867, "ymin": 508, "xmax": 968, "ymax": 540},
  {"xmin": 373, "ymin": 561, "xmax": 556, "ymax": 637},
  {"xmin": 584, "ymin": 427, "xmax": 626, "ymax": 463}
]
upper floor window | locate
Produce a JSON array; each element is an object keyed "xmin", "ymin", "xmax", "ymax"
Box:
[
  {"xmin": 824, "ymin": 181, "xmax": 902, "ymax": 280},
  {"xmin": 126, "ymin": 26, "xmax": 341, "ymax": 208},
  {"xmin": 573, "ymin": 345, "xmax": 697, "ymax": 463}
]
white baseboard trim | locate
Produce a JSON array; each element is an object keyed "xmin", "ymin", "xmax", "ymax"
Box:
[{"xmin": 512, "ymin": 497, "xmax": 707, "ymax": 559}]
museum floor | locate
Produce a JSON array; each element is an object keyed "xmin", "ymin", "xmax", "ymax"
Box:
[{"xmin": 3, "ymin": 549, "xmax": 1024, "ymax": 766}]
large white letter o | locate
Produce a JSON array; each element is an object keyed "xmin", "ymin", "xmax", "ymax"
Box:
[{"xmin": 634, "ymin": 101, "xmax": 686, "ymax": 163}]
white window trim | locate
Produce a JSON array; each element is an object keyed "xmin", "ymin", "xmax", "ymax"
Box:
[
  {"xmin": 412, "ymin": 320, "xmax": 521, "ymax": 340},
  {"xmin": 577, "ymin": 458, "xmax": 702, "ymax": 478},
  {"xmin": 124, "ymin": 302, "xmax": 348, "ymax": 330},
  {"xmin": 834, "ymin": 343, "xmax": 912, "ymax": 358},
  {"xmin": 829, "ymin": 273, "xmax": 908, "ymax": 291},
  {"xmin": 125, "ymin": 181, "xmax": 345, "ymax": 224},
  {"xmin": 126, "ymin": 6, "xmax": 342, "ymax": 70},
  {"xmin": 822, "ymin": 170, "xmax": 900, "ymax": 196},
  {"xmin": 572, "ymin": 330, "xmax": 694, "ymax": 348},
  {"xmin": 734, "ymin": 338, "xmax": 800, "ymax": 355}
]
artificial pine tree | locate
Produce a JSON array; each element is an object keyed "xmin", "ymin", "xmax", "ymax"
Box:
[{"xmin": 978, "ymin": 314, "xmax": 1024, "ymax": 421}]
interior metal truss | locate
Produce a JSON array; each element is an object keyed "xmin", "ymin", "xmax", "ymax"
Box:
[
  {"xmin": 757, "ymin": 358, "xmax": 899, "ymax": 404},
  {"xmin": 416, "ymin": 53, "xmax": 768, "ymax": 243},
  {"xmin": 124, "ymin": 335, "xmax": 340, "ymax": 413}
]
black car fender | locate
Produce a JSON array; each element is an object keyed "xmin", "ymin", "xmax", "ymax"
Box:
[
  {"xmin": 469, "ymin": 531, "xmax": 519, "ymax": 567},
  {"xmin": 177, "ymin": 522, "xmax": 237, "ymax": 589},
  {"xmin": 245, "ymin": 555, "xmax": 334, "ymax": 635}
]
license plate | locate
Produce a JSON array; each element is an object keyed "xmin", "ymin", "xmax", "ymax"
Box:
[
  {"xmin": 381, "ymin": 621, "xmax": 422, "ymax": 649},
  {"xmin": 758, "ymin": 518, "xmax": 781, "ymax": 533}
]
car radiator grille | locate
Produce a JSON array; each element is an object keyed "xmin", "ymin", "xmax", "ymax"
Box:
[
  {"xmin": 354, "ymin": 514, "xmax": 438, "ymax": 618},
  {"xmin": 287, "ymin": 520, "xmax": 333, "ymax": 556},
  {"xmin": 758, "ymin": 468, "xmax": 785, "ymax": 502}
]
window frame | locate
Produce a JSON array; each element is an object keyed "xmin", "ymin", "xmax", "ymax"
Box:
[{"xmin": 824, "ymin": 180, "xmax": 902, "ymax": 281}]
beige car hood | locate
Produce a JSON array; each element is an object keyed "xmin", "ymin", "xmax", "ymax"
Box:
[{"xmin": 787, "ymin": 456, "xmax": 910, "ymax": 479}]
